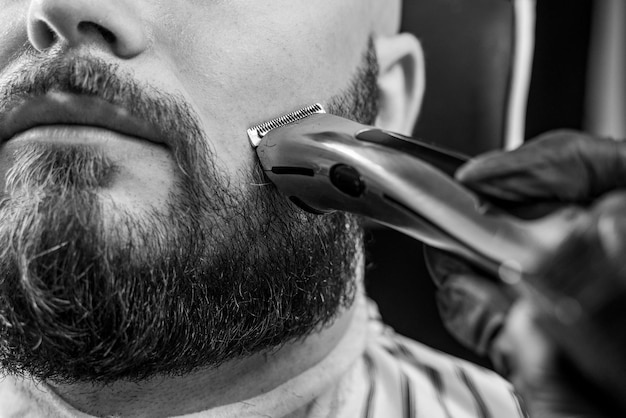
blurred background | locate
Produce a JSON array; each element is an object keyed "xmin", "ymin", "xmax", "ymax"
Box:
[{"xmin": 365, "ymin": 0, "xmax": 625, "ymax": 367}]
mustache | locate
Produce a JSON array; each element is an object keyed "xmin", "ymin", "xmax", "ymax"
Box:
[{"xmin": 0, "ymin": 53, "xmax": 213, "ymax": 181}]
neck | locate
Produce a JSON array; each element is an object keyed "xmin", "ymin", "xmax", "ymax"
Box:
[{"xmin": 48, "ymin": 299, "xmax": 358, "ymax": 418}]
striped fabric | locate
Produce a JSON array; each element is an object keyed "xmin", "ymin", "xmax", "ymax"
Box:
[
  {"xmin": 349, "ymin": 303, "xmax": 527, "ymax": 418},
  {"xmin": 0, "ymin": 296, "xmax": 526, "ymax": 417}
]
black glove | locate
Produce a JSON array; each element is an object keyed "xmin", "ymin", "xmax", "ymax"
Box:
[{"xmin": 426, "ymin": 131, "xmax": 626, "ymax": 416}]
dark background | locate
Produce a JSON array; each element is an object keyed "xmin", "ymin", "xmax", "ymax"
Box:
[{"xmin": 365, "ymin": 0, "xmax": 594, "ymax": 367}]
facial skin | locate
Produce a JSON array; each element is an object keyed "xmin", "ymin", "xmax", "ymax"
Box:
[{"xmin": 0, "ymin": 0, "xmax": 423, "ymax": 414}]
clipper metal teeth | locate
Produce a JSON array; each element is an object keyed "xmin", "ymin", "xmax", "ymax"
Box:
[{"xmin": 247, "ymin": 103, "xmax": 326, "ymax": 147}]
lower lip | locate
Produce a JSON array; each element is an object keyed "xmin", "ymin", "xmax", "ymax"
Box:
[{"xmin": 8, "ymin": 125, "xmax": 164, "ymax": 149}]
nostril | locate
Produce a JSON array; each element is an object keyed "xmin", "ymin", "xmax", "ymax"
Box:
[
  {"xmin": 29, "ymin": 19, "xmax": 58, "ymax": 51},
  {"xmin": 77, "ymin": 22, "xmax": 117, "ymax": 45},
  {"xmin": 29, "ymin": 20, "xmax": 117, "ymax": 51},
  {"xmin": 26, "ymin": 8, "xmax": 146, "ymax": 58}
]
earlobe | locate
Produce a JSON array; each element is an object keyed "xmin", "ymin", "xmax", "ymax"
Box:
[{"xmin": 374, "ymin": 33, "xmax": 425, "ymax": 135}]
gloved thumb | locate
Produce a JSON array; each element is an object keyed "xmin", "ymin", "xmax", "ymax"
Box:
[{"xmin": 456, "ymin": 131, "xmax": 626, "ymax": 204}]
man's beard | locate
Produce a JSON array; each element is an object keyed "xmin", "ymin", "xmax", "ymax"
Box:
[{"xmin": 0, "ymin": 43, "xmax": 379, "ymax": 383}]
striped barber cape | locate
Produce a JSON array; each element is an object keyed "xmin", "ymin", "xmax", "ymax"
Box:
[{"xmin": 355, "ymin": 305, "xmax": 526, "ymax": 418}]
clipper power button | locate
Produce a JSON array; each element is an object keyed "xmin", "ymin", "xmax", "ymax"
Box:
[{"xmin": 330, "ymin": 164, "xmax": 365, "ymax": 198}]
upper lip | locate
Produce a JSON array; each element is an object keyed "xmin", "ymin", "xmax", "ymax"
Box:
[{"xmin": 0, "ymin": 92, "xmax": 167, "ymax": 146}]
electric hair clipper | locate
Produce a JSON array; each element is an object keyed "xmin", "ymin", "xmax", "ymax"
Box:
[
  {"xmin": 247, "ymin": 104, "xmax": 583, "ymax": 279},
  {"xmin": 248, "ymin": 104, "xmax": 626, "ymax": 411}
]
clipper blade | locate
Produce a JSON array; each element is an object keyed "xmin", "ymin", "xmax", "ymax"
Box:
[{"xmin": 247, "ymin": 103, "xmax": 326, "ymax": 148}]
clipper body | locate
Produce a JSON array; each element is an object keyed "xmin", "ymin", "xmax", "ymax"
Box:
[{"xmin": 249, "ymin": 108, "xmax": 584, "ymax": 278}]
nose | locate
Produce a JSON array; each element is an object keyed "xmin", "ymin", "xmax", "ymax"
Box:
[{"xmin": 27, "ymin": 0, "xmax": 148, "ymax": 58}]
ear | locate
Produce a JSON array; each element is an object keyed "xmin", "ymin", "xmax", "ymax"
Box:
[{"xmin": 374, "ymin": 33, "xmax": 425, "ymax": 135}]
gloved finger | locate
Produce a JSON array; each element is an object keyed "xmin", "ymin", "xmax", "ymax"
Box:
[
  {"xmin": 492, "ymin": 300, "xmax": 617, "ymax": 417},
  {"xmin": 525, "ymin": 190, "xmax": 626, "ymax": 306},
  {"xmin": 588, "ymin": 190, "xmax": 626, "ymax": 268},
  {"xmin": 424, "ymin": 247, "xmax": 517, "ymax": 355},
  {"xmin": 435, "ymin": 274, "xmax": 514, "ymax": 356},
  {"xmin": 424, "ymin": 246, "xmax": 475, "ymax": 289},
  {"xmin": 490, "ymin": 301, "xmax": 576, "ymax": 417},
  {"xmin": 489, "ymin": 300, "xmax": 554, "ymax": 382},
  {"xmin": 456, "ymin": 130, "xmax": 626, "ymax": 204}
]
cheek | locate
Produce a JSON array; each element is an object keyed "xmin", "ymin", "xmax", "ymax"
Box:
[
  {"xmin": 151, "ymin": 1, "xmax": 371, "ymax": 181},
  {"xmin": 0, "ymin": 4, "xmax": 29, "ymax": 73}
]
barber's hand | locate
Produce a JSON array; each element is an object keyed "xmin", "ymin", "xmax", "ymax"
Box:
[
  {"xmin": 428, "ymin": 130, "xmax": 626, "ymax": 352},
  {"xmin": 428, "ymin": 130, "xmax": 626, "ymax": 356},
  {"xmin": 426, "ymin": 131, "xmax": 626, "ymax": 416}
]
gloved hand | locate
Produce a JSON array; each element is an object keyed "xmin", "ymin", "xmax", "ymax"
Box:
[{"xmin": 426, "ymin": 130, "xmax": 626, "ymax": 416}]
